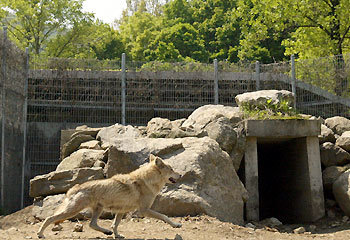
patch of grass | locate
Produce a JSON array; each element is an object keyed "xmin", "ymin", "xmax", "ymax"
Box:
[{"xmin": 240, "ymin": 99, "xmax": 307, "ymax": 120}]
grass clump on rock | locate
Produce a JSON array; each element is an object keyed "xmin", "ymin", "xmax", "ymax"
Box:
[{"xmin": 240, "ymin": 99, "xmax": 305, "ymax": 120}]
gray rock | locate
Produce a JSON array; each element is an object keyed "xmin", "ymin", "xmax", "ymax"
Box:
[
  {"xmin": 146, "ymin": 117, "xmax": 173, "ymax": 138},
  {"xmin": 336, "ymin": 131, "xmax": 350, "ymax": 152},
  {"xmin": 229, "ymin": 125, "xmax": 246, "ymax": 171},
  {"xmin": 104, "ymin": 146, "xmax": 139, "ymax": 178},
  {"xmin": 57, "ymin": 149, "xmax": 107, "ymax": 171},
  {"xmin": 322, "ymin": 165, "xmax": 350, "ymax": 192},
  {"xmin": 205, "ymin": 117, "xmax": 237, "ymax": 153},
  {"xmin": 319, "ymin": 124, "xmax": 336, "ymax": 144},
  {"xmin": 181, "ymin": 105, "xmax": 242, "ymax": 132},
  {"xmin": 259, "ymin": 217, "xmax": 283, "ymax": 227},
  {"xmin": 61, "ymin": 134, "xmax": 94, "ymax": 159},
  {"xmin": 32, "ymin": 194, "xmax": 65, "ymax": 220},
  {"xmin": 146, "ymin": 117, "xmax": 202, "ymax": 138},
  {"xmin": 79, "ymin": 140, "xmax": 102, "ymax": 150},
  {"xmin": 29, "ymin": 167, "xmax": 104, "ymax": 197},
  {"xmin": 320, "ymin": 142, "xmax": 350, "ymax": 167},
  {"xmin": 71, "ymin": 127, "xmax": 102, "ymax": 139},
  {"xmin": 333, "ymin": 170, "xmax": 350, "ymax": 216},
  {"xmin": 325, "ymin": 116, "xmax": 350, "ymax": 135},
  {"xmin": 293, "ymin": 227, "xmax": 306, "ymax": 234},
  {"xmin": 235, "ymin": 90, "xmax": 295, "ymax": 109},
  {"xmin": 155, "ymin": 137, "xmax": 247, "ymax": 224},
  {"xmin": 180, "ymin": 105, "xmax": 244, "ymax": 169},
  {"xmin": 97, "ymin": 123, "xmax": 141, "ymax": 147}
]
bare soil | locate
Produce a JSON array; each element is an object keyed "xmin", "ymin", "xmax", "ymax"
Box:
[{"xmin": 1, "ymin": 206, "xmax": 350, "ymax": 240}]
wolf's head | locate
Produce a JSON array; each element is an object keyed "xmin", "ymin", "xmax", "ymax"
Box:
[{"xmin": 149, "ymin": 154, "xmax": 181, "ymax": 184}]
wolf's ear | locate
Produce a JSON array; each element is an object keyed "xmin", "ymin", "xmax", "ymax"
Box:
[
  {"xmin": 149, "ymin": 154, "xmax": 156, "ymax": 162},
  {"xmin": 155, "ymin": 157, "xmax": 164, "ymax": 167}
]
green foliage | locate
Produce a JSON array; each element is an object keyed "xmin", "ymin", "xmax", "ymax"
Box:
[
  {"xmin": 240, "ymin": 99, "xmax": 304, "ymax": 120},
  {"xmin": 44, "ymin": 20, "xmax": 125, "ymax": 60},
  {"xmin": 2, "ymin": 0, "xmax": 349, "ymax": 66},
  {"xmin": 118, "ymin": 8, "xmax": 162, "ymax": 61},
  {"xmin": 0, "ymin": 0, "xmax": 93, "ymax": 55},
  {"xmin": 145, "ymin": 23, "xmax": 209, "ymax": 62},
  {"xmin": 236, "ymin": 0, "xmax": 350, "ymax": 59}
]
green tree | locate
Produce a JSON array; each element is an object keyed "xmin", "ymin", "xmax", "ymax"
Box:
[
  {"xmin": 145, "ymin": 22, "xmax": 209, "ymax": 62},
  {"xmin": 44, "ymin": 20, "xmax": 125, "ymax": 60},
  {"xmin": 118, "ymin": 5, "xmax": 162, "ymax": 61},
  {"xmin": 0, "ymin": 0, "xmax": 93, "ymax": 55},
  {"xmin": 236, "ymin": 0, "xmax": 350, "ymax": 94}
]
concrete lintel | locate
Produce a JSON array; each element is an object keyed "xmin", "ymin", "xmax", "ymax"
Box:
[
  {"xmin": 244, "ymin": 119, "xmax": 320, "ymax": 138},
  {"xmin": 245, "ymin": 136, "xmax": 259, "ymax": 221}
]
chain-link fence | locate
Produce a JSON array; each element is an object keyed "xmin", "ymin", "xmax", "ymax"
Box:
[
  {"xmin": 0, "ymin": 28, "xmax": 28, "ymax": 213},
  {"xmin": 1, "ymin": 27, "xmax": 350, "ymax": 210}
]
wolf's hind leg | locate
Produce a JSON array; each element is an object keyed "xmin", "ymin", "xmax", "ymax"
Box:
[
  {"xmin": 37, "ymin": 196, "xmax": 86, "ymax": 238},
  {"xmin": 139, "ymin": 209, "xmax": 182, "ymax": 228},
  {"xmin": 89, "ymin": 204, "xmax": 113, "ymax": 235},
  {"xmin": 111, "ymin": 213, "xmax": 124, "ymax": 239}
]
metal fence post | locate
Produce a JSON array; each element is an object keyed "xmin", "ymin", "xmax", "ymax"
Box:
[
  {"xmin": 1, "ymin": 26, "xmax": 7, "ymax": 210},
  {"xmin": 121, "ymin": 53, "xmax": 126, "ymax": 125},
  {"xmin": 291, "ymin": 54, "xmax": 296, "ymax": 108},
  {"xmin": 214, "ymin": 59, "xmax": 219, "ymax": 104},
  {"xmin": 255, "ymin": 61, "xmax": 260, "ymax": 90},
  {"xmin": 21, "ymin": 47, "xmax": 29, "ymax": 209}
]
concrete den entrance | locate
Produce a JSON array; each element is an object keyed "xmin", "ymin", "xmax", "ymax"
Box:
[{"xmin": 243, "ymin": 119, "xmax": 325, "ymax": 223}]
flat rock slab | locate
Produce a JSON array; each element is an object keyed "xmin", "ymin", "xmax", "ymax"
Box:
[{"xmin": 29, "ymin": 167, "xmax": 104, "ymax": 197}]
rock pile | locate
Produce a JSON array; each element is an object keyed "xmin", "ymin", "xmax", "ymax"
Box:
[
  {"xmin": 320, "ymin": 116, "xmax": 350, "ymax": 216},
  {"xmin": 29, "ymin": 89, "xmax": 350, "ymax": 225},
  {"xmin": 30, "ymin": 105, "xmax": 248, "ymax": 224}
]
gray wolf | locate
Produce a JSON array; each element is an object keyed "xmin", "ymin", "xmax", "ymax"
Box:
[{"xmin": 37, "ymin": 154, "xmax": 182, "ymax": 239}]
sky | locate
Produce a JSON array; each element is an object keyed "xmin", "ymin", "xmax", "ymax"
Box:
[{"xmin": 83, "ymin": 0, "xmax": 127, "ymax": 24}]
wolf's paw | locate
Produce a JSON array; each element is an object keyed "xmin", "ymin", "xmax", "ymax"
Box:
[
  {"xmin": 114, "ymin": 233, "xmax": 125, "ymax": 239},
  {"xmin": 172, "ymin": 222, "xmax": 182, "ymax": 228},
  {"xmin": 104, "ymin": 230, "xmax": 113, "ymax": 235},
  {"xmin": 37, "ymin": 232, "xmax": 45, "ymax": 239}
]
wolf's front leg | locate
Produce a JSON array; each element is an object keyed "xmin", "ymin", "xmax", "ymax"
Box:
[
  {"xmin": 111, "ymin": 213, "xmax": 124, "ymax": 239},
  {"xmin": 139, "ymin": 209, "xmax": 182, "ymax": 228}
]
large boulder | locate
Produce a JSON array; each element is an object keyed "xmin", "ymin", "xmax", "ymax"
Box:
[
  {"xmin": 336, "ymin": 131, "xmax": 350, "ymax": 152},
  {"xmin": 180, "ymin": 105, "xmax": 244, "ymax": 169},
  {"xmin": 319, "ymin": 124, "xmax": 336, "ymax": 144},
  {"xmin": 74, "ymin": 125, "xmax": 102, "ymax": 138},
  {"xmin": 97, "ymin": 123, "xmax": 141, "ymax": 148},
  {"xmin": 29, "ymin": 167, "xmax": 104, "ymax": 197},
  {"xmin": 333, "ymin": 170, "xmax": 350, "ymax": 216},
  {"xmin": 320, "ymin": 142, "xmax": 350, "ymax": 167},
  {"xmin": 146, "ymin": 117, "xmax": 202, "ymax": 138},
  {"xmin": 181, "ymin": 105, "xmax": 242, "ymax": 131},
  {"xmin": 61, "ymin": 134, "xmax": 95, "ymax": 159},
  {"xmin": 235, "ymin": 90, "xmax": 295, "ymax": 109},
  {"xmin": 79, "ymin": 140, "xmax": 102, "ymax": 150},
  {"xmin": 104, "ymin": 147, "xmax": 139, "ymax": 178},
  {"xmin": 57, "ymin": 149, "xmax": 107, "ymax": 171},
  {"xmin": 105, "ymin": 136, "xmax": 247, "ymax": 224},
  {"xmin": 32, "ymin": 194, "xmax": 66, "ymax": 220},
  {"xmin": 322, "ymin": 165, "xmax": 350, "ymax": 192},
  {"xmin": 325, "ymin": 116, "xmax": 350, "ymax": 135}
]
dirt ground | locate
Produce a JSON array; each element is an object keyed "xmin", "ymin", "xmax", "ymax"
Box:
[{"xmin": 1, "ymin": 206, "xmax": 350, "ymax": 240}]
